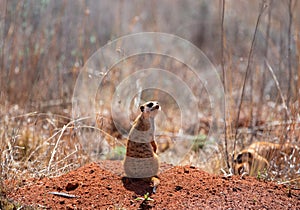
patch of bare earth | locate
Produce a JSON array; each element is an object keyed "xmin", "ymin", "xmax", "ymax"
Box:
[{"xmin": 6, "ymin": 161, "xmax": 300, "ymax": 209}]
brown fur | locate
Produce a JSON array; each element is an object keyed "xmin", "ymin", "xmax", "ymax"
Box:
[
  {"xmin": 233, "ymin": 142, "xmax": 298, "ymax": 176},
  {"xmin": 125, "ymin": 113, "xmax": 157, "ymax": 158},
  {"xmin": 123, "ymin": 101, "xmax": 160, "ymax": 179}
]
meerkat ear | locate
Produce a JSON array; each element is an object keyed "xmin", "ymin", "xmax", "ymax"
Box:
[{"xmin": 140, "ymin": 105, "xmax": 145, "ymax": 112}]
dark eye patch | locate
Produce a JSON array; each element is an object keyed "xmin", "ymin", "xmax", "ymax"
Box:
[
  {"xmin": 140, "ymin": 105, "xmax": 145, "ymax": 112},
  {"xmin": 236, "ymin": 152, "xmax": 252, "ymax": 163},
  {"xmin": 146, "ymin": 102, "xmax": 154, "ymax": 108},
  {"xmin": 236, "ymin": 154, "xmax": 243, "ymax": 163}
]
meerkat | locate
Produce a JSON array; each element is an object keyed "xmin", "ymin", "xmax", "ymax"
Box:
[
  {"xmin": 123, "ymin": 101, "xmax": 160, "ymax": 192},
  {"xmin": 233, "ymin": 141, "xmax": 298, "ymax": 176}
]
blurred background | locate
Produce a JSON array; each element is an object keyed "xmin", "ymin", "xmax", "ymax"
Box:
[
  {"xmin": 1, "ymin": 0, "xmax": 299, "ymax": 108},
  {"xmin": 0, "ymin": 0, "xmax": 299, "ymax": 181}
]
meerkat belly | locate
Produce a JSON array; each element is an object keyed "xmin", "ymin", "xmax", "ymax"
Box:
[
  {"xmin": 124, "ymin": 141, "xmax": 159, "ymax": 178},
  {"xmin": 126, "ymin": 141, "xmax": 154, "ymax": 158}
]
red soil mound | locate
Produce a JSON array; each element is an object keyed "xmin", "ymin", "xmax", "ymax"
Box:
[{"xmin": 6, "ymin": 161, "xmax": 300, "ymax": 209}]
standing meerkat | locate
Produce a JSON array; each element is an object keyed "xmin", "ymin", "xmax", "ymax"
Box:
[{"xmin": 123, "ymin": 101, "xmax": 160, "ymax": 192}]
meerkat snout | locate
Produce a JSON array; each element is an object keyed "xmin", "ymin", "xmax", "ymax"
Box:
[{"xmin": 151, "ymin": 104, "xmax": 160, "ymax": 111}]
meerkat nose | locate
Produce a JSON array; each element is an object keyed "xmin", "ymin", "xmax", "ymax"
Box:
[{"xmin": 150, "ymin": 104, "xmax": 160, "ymax": 111}]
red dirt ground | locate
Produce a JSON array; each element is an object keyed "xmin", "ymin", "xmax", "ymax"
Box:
[{"xmin": 6, "ymin": 161, "xmax": 300, "ymax": 209}]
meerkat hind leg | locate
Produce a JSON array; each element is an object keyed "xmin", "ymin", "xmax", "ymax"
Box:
[
  {"xmin": 151, "ymin": 176, "xmax": 160, "ymax": 193},
  {"xmin": 139, "ymin": 176, "xmax": 160, "ymax": 194}
]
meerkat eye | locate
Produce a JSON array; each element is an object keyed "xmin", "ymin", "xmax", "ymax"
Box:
[
  {"xmin": 140, "ymin": 105, "xmax": 145, "ymax": 112},
  {"xmin": 146, "ymin": 102, "xmax": 154, "ymax": 108}
]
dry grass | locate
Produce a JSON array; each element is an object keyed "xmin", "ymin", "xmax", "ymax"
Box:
[
  {"xmin": 0, "ymin": 106, "xmax": 89, "ymax": 181},
  {"xmin": 0, "ymin": 1, "xmax": 300, "ymax": 201}
]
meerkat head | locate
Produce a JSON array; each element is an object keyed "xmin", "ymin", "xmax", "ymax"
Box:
[
  {"xmin": 140, "ymin": 101, "xmax": 160, "ymax": 118},
  {"xmin": 233, "ymin": 150, "xmax": 253, "ymax": 175},
  {"xmin": 235, "ymin": 151, "xmax": 253, "ymax": 164}
]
